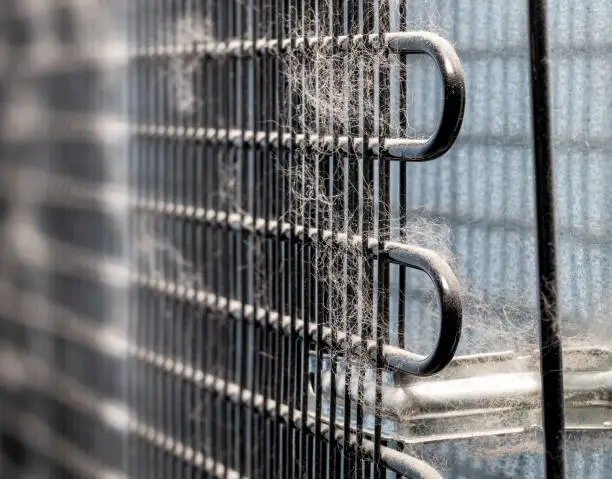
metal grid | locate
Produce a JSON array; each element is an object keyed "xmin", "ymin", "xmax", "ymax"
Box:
[
  {"xmin": 0, "ymin": 0, "xmax": 611, "ymax": 478},
  {"xmin": 127, "ymin": 1, "xmax": 465, "ymax": 478}
]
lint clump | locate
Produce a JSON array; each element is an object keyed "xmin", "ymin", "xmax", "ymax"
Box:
[
  {"xmin": 168, "ymin": 14, "xmax": 214, "ymax": 114},
  {"xmin": 281, "ymin": 0, "xmax": 417, "ymax": 143}
]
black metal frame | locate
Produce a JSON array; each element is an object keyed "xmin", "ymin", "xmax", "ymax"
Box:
[{"xmin": 528, "ymin": 0, "xmax": 566, "ymax": 476}]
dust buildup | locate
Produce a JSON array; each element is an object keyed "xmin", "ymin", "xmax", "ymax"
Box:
[
  {"xmin": 168, "ymin": 15, "xmax": 214, "ymax": 114},
  {"xmin": 136, "ymin": 214, "xmax": 201, "ymax": 290},
  {"xmin": 283, "ymin": 40, "xmax": 391, "ymax": 137},
  {"xmin": 281, "ymin": 2, "xmax": 415, "ymax": 141},
  {"xmin": 141, "ymin": 3, "xmax": 611, "ymax": 469},
  {"xmin": 282, "ymin": 154, "xmax": 468, "ymax": 396}
]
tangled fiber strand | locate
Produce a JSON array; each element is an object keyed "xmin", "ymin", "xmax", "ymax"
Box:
[
  {"xmin": 281, "ymin": 0, "xmax": 420, "ymax": 142},
  {"xmin": 136, "ymin": 214, "xmax": 202, "ymax": 290}
]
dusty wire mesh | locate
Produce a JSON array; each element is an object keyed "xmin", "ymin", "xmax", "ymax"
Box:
[{"xmin": 127, "ymin": 0, "xmax": 466, "ymax": 477}]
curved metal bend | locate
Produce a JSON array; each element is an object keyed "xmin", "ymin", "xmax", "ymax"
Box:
[
  {"xmin": 383, "ymin": 31, "xmax": 465, "ymax": 161},
  {"xmin": 375, "ymin": 241, "xmax": 463, "ymax": 376}
]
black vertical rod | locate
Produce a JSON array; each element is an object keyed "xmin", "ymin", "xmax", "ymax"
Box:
[
  {"xmin": 313, "ymin": 0, "xmax": 327, "ymax": 475},
  {"xmin": 259, "ymin": 1, "xmax": 271, "ymax": 476},
  {"xmin": 273, "ymin": 1, "xmax": 286, "ymax": 478},
  {"xmin": 343, "ymin": 3, "xmax": 356, "ymax": 477},
  {"xmin": 374, "ymin": 2, "xmax": 390, "ymax": 477},
  {"xmin": 237, "ymin": 0, "xmax": 249, "ymax": 474},
  {"xmin": 299, "ymin": 3, "xmax": 312, "ymax": 476},
  {"xmin": 527, "ymin": 1, "xmax": 565, "ymax": 477},
  {"xmin": 247, "ymin": 1, "xmax": 259, "ymax": 476},
  {"xmin": 327, "ymin": 3, "xmax": 339, "ymax": 479},
  {"xmin": 284, "ymin": 3, "xmax": 298, "ymax": 478},
  {"xmin": 222, "ymin": 3, "xmax": 233, "ymax": 477}
]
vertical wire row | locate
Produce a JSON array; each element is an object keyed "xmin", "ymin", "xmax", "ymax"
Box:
[
  {"xmin": 320, "ymin": 2, "xmax": 331, "ymax": 476},
  {"xmin": 373, "ymin": 1, "xmax": 387, "ymax": 476},
  {"xmin": 162, "ymin": 0, "xmax": 170, "ymax": 475},
  {"xmin": 185, "ymin": 2, "xmax": 197, "ymax": 476},
  {"xmin": 237, "ymin": 0, "xmax": 249, "ymax": 475},
  {"xmin": 344, "ymin": 0, "xmax": 359, "ymax": 476},
  {"xmin": 227, "ymin": 2, "xmax": 239, "ymax": 476},
  {"xmin": 130, "ymin": 0, "xmax": 140, "ymax": 474},
  {"xmin": 263, "ymin": 1, "xmax": 273, "ymax": 473},
  {"xmin": 301, "ymin": 1, "xmax": 313, "ymax": 476},
  {"xmin": 283, "ymin": 2, "xmax": 298, "ymax": 475},
  {"xmin": 152, "ymin": 0, "xmax": 161, "ymax": 476},
  {"xmin": 202, "ymin": 0, "xmax": 214, "ymax": 473},
  {"xmin": 135, "ymin": 0, "xmax": 145, "ymax": 473},
  {"xmin": 256, "ymin": 0, "xmax": 265, "ymax": 472},
  {"xmin": 298, "ymin": 2, "xmax": 310, "ymax": 477},
  {"xmin": 248, "ymin": 0, "xmax": 258, "ymax": 475},
  {"xmin": 216, "ymin": 0, "xmax": 227, "ymax": 472},
  {"xmin": 153, "ymin": 0, "xmax": 161, "ymax": 474},
  {"xmin": 128, "ymin": 0, "xmax": 138, "ymax": 474},
  {"xmin": 329, "ymin": 3, "xmax": 342, "ymax": 478},
  {"xmin": 396, "ymin": 1, "xmax": 408, "ymax": 474},
  {"xmin": 175, "ymin": 2, "xmax": 184, "ymax": 476},
  {"xmin": 286, "ymin": 0, "xmax": 306, "ymax": 477},
  {"xmin": 321, "ymin": 0, "xmax": 333, "ymax": 475},
  {"xmin": 273, "ymin": 0, "xmax": 286, "ymax": 476},
  {"xmin": 223, "ymin": 0, "xmax": 233, "ymax": 473},
  {"xmin": 356, "ymin": 0, "xmax": 367, "ymax": 474},
  {"xmin": 382, "ymin": 4, "xmax": 392, "ymax": 479},
  {"xmin": 147, "ymin": 0, "xmax": 155, "ymax": 474},
  {"xmin": 209, "ymin": 0, "xmax": 219, "ymax": 472},
  {"xmin": 194, "ymin": 0, "xmax": 205, "ymax": 472},
  {"xmin": 168, "ymin": 2, "xmax": 177, "ymax": 476}
]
